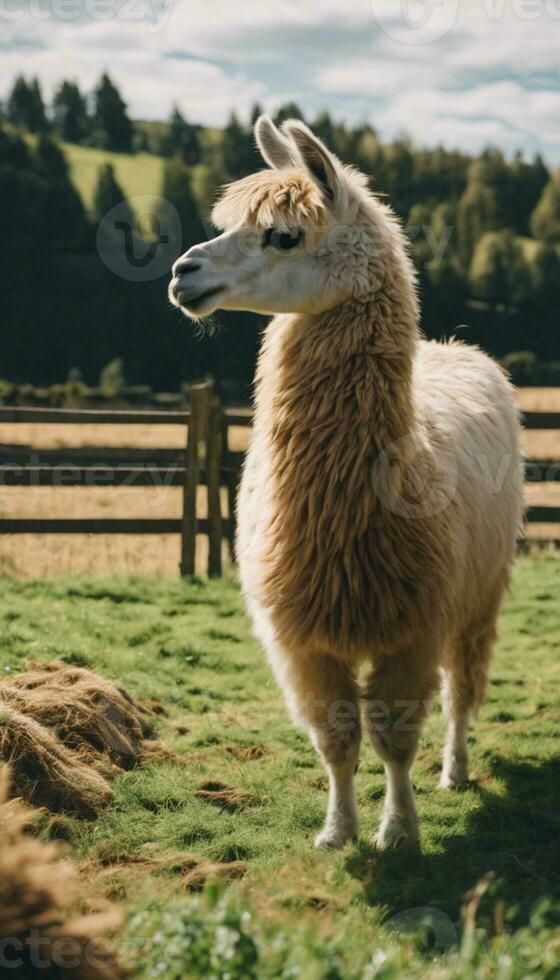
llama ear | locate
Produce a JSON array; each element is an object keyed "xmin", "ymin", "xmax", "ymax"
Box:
[
  {"xmin": 254, "ymin": 115, "xmax": 299, "ymax": 170},
  {"xmin": 282, "ymin": 120, "xmax": 344, "ymax": 207}
]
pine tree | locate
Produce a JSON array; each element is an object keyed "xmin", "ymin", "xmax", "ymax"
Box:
[
  {"xmin": 273, "ymin": 102, "xmax": 305, "ymax": 126},
  {"xmin": 32, "ymin": 134, "xmax": 86, "ymax": 241},
  {"xmin": 531, "ymin": 242, "xmax": 560, "ymax": 310},
  {"xmin": 93, "ymin": 74, "xmax": 133, "ymax": 152},
  {"xmin": 93, "ymin": 162, "xmax": 134, "ymax": 227},
  {"xmin": 469, "ymin": 229, "xmax": 530, "ymax": 309},
  {"xmin": 53, "ymin": 80, "xmax": 89, "ymax": 144},
  {"xmin": 221, "ymin": 112, "xmax": 257, "ymax": 179},
  {"xmin": 457, "ymin": 180, "xmax": 499, "ymax": 267},
  {"xmin": 250, "ymin": 102, "xmax": 264, "ymax": 126},
  {"xmin": 0, "ymin": 126, "xmax": 31, "ymax": 168},
  {"xmin": 165, "ymin": 107, "xmax": 201, "ymax": 165},
  {"xmin": 7, "ymin": 76, "xmax": 47, "ymax": 132},
  {"xmin": 530, "ymin": 176, "xmax": 560, "ymax": 243},
  {"xmin": 509, "ymin": 152, "xmax": 550, "ymax": 235},
  {"xmin": 160, "ymin": 158, "xmax": 205, "ymax": 251}
]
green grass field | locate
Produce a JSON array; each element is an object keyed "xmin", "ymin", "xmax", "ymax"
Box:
[
  {"xmin": 1, "ymin": 555, "xmax": 559, "ymax": 977},
  {"xmin": 63, "ymin": 142, "xmax": 165, "ymax": 215}
]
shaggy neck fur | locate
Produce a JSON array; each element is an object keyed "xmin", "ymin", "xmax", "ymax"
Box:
[{"xmin": 251, "ymin": 224, "xmax": 454, "ymax": 659}]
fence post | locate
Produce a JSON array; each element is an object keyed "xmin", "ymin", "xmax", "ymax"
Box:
[
  {"xmin": 206, "ymin": 395, "xmax": 223, "ymax": 577},
  {"xmin": 180, "ymin": 381, "xmax": 212, "ymax": 576},
  {"xmin": 225, "ymin": 472, "xmax": 239, "ymax": 563},
  {"xmin": 220, "ymin": 413, "xmax": 238, "ymax": 563}
]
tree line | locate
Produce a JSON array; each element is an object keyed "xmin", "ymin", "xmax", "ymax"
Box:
[
  {"xmin": 1, "ymin": 74, "xmax": 559, "ymax": 394},
  {"xmin": 3, "ymin": 73, "xmax": 133, "ymax": 151}
]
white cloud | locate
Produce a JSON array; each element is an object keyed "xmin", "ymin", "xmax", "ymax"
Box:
[
  {"xmin": 373, "ymin": 81, "xmax": 560, "ymax": 158},
  {"xmin": 0, "ymin": 0, "xmax": 558, "ymax": 159}
]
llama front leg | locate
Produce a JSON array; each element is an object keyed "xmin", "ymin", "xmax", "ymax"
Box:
[
  {"xmin": 274, "ymin": 649, "xmax": 361, "ymax": 849},
  {"xmin": 363, "ymin": 650, "xmax": 439, "ymax": 849}
]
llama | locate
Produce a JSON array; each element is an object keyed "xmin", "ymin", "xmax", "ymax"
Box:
[{"xmin": 169, "ymin": 116, "xmax": 524, "ymax": 849}]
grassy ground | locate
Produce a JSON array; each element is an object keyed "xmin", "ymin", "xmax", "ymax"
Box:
[
  {"xmin": 63, "ymin": 142, "xmax": 165, "ymax": 217},
  {"xmin": 0, "ymin": 555, "xmax": 559, "ymax": 975}
]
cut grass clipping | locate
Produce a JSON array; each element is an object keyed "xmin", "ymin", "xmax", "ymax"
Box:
[
  {"xmin": 0, "ymin": 660, "xmax": 171, "ymax": 818},
  {"xmin": 0, "ymin": 765, "xmax": 122, "ymax": 979}
]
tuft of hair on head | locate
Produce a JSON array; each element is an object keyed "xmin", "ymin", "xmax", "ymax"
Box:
[{"xmin": 212, "ymin": 169, "xmax": 328, "ymax": 234}]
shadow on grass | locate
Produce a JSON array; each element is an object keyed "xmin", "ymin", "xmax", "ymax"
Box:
[{"xmin": 346, "ymin": 755, "xmax": 560, "ymax": 927}]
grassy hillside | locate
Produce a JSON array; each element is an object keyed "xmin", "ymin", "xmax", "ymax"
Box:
[
  {"xmin": 0, "ymin": 555, "xmax": 559, "ymax": 976},
  {"xmin": 63, "ymin": 142, "xmax": 165, "ymax": 215}
]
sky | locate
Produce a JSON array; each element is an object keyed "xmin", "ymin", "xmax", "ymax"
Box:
[{"xmin": 1, "ymin": 0, "xmax": 559, "ymax": 162}]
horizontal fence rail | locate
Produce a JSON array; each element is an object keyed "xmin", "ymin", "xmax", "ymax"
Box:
[
  {"xmin": 0, "ymin": 457, "xmax": 555, "ymax": 489},
  {"xmin": 0, "ymin": 406, "xmax": 254, "ymax": 427},
  {"xmin": 521, "ymin": 412, "xmax": 560, "ymax": 430},
  {"xmin": 0, "ymin": 388, "xmax": 559, "ymax": 574},
  {"xmin": 0, "ymin": 518, "xmax": 233, "ymax": 535}
]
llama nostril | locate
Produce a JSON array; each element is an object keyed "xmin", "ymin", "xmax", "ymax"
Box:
[{"xmin": 174, "ymin": 259, "xmax": 201, "ymax": 277}]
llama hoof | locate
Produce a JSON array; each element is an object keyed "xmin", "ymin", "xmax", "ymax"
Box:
[
  {"xmin": 314, "ymin": 823, "xmax": 357, "ymax": 850},
  {"xmin": 375, "ymin": 818, "xmax": 418, "ymax": 851},
  {"xmin": 439, "ymin": 763, "xmax": 469, "ymax": 790}
]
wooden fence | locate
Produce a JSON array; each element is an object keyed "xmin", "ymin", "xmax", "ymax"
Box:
[{"xmin": 0, "ymin": 381, "xmax": 559, "ymax": 575}]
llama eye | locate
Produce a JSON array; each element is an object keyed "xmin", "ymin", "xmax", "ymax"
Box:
[{"xmin": 262, "ymin": 229, "xmax": 303, "ymax": 251}]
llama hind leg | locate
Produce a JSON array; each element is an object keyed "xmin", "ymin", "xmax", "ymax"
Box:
[
  {"xmin": 440, "ymin": 579, "xmax": 505, "ymax": 789},
  {"xmin": 363, "ymin": 649, "xmax": 439, "ymax": 849},
  {"xmin": 274, "ymin": 650, "xmax": 361, "ymax": 849},
  {"xmin": 439, "ymin": 625, "xmax": 495, "ymax": 789}
]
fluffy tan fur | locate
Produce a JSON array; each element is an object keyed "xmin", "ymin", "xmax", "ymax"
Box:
[{"xmin": 213, "ymin": 169, "xmax": 328, "ymax": 233}]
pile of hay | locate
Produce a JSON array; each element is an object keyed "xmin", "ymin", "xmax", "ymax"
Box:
[
  {"xmin": 195, "ymin": 779, "xmax": 259, "ymax": 811},
  {"xmin": 0, "ymin": 766, "xmax": 122, "ymax": 979},
  {"xmin": 0, "ymin": 660, "xmax": 170, "ymax": 818}
]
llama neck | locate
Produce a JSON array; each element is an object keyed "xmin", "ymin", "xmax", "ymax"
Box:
[
  {"xmin": 256, "ymin": 285, "xmax": 420, "ymax": 461},
  {"xmin": 252, "ymin": 263, "xmax": 421, "ymax": 552},
  {"xmin": 249, "ymin": 247, "xmax": 441, "ymax": 656}
]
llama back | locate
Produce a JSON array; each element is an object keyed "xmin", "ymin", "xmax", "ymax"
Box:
[{"xmin": 414, "ymin": 338, "xmax": 524, "ymax": 619}]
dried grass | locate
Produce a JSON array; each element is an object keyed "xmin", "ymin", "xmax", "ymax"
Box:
[
  {"xmin": 195, "ymin": 779, "xmax": 258, "ymax": 811},
  {"xmin": 0, "ymin": 661, "xmax": 170, "ymax": 817},
  {"xmin": 0, "ymin": 765, "xmax": 123, "ymax": 979},
  {"xmin": 227, "ymin": 744, "xmax": 269, "ymax": 761},
  {"xmin": 178, "ymin": 855, "xmax": 246, "ymax": 891},
  {"xmin": 87, "ymin": 846, "xmax": 246, "ymax": 897}
]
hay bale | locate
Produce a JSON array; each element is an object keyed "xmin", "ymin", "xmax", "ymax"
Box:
[
  {"xmin": 0, "ymin": 661, "xmax": 170, "ymax": 817},
  {"xmin": 0, "ymin": 704, "xmax": 112, "ymax": 818},
  {"xmin": 0, "ymin": 766, "xmax": 122, "ymax": 979}
]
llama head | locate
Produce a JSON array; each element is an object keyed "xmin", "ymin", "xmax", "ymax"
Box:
[{"xmin": 169, "ymin": 116, "xmax": 399, "ymax": 321}]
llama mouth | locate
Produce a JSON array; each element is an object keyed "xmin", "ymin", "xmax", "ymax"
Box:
[{"xmin": 178, "ymin": 284, "xmax": 225, "ymax": 313}]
